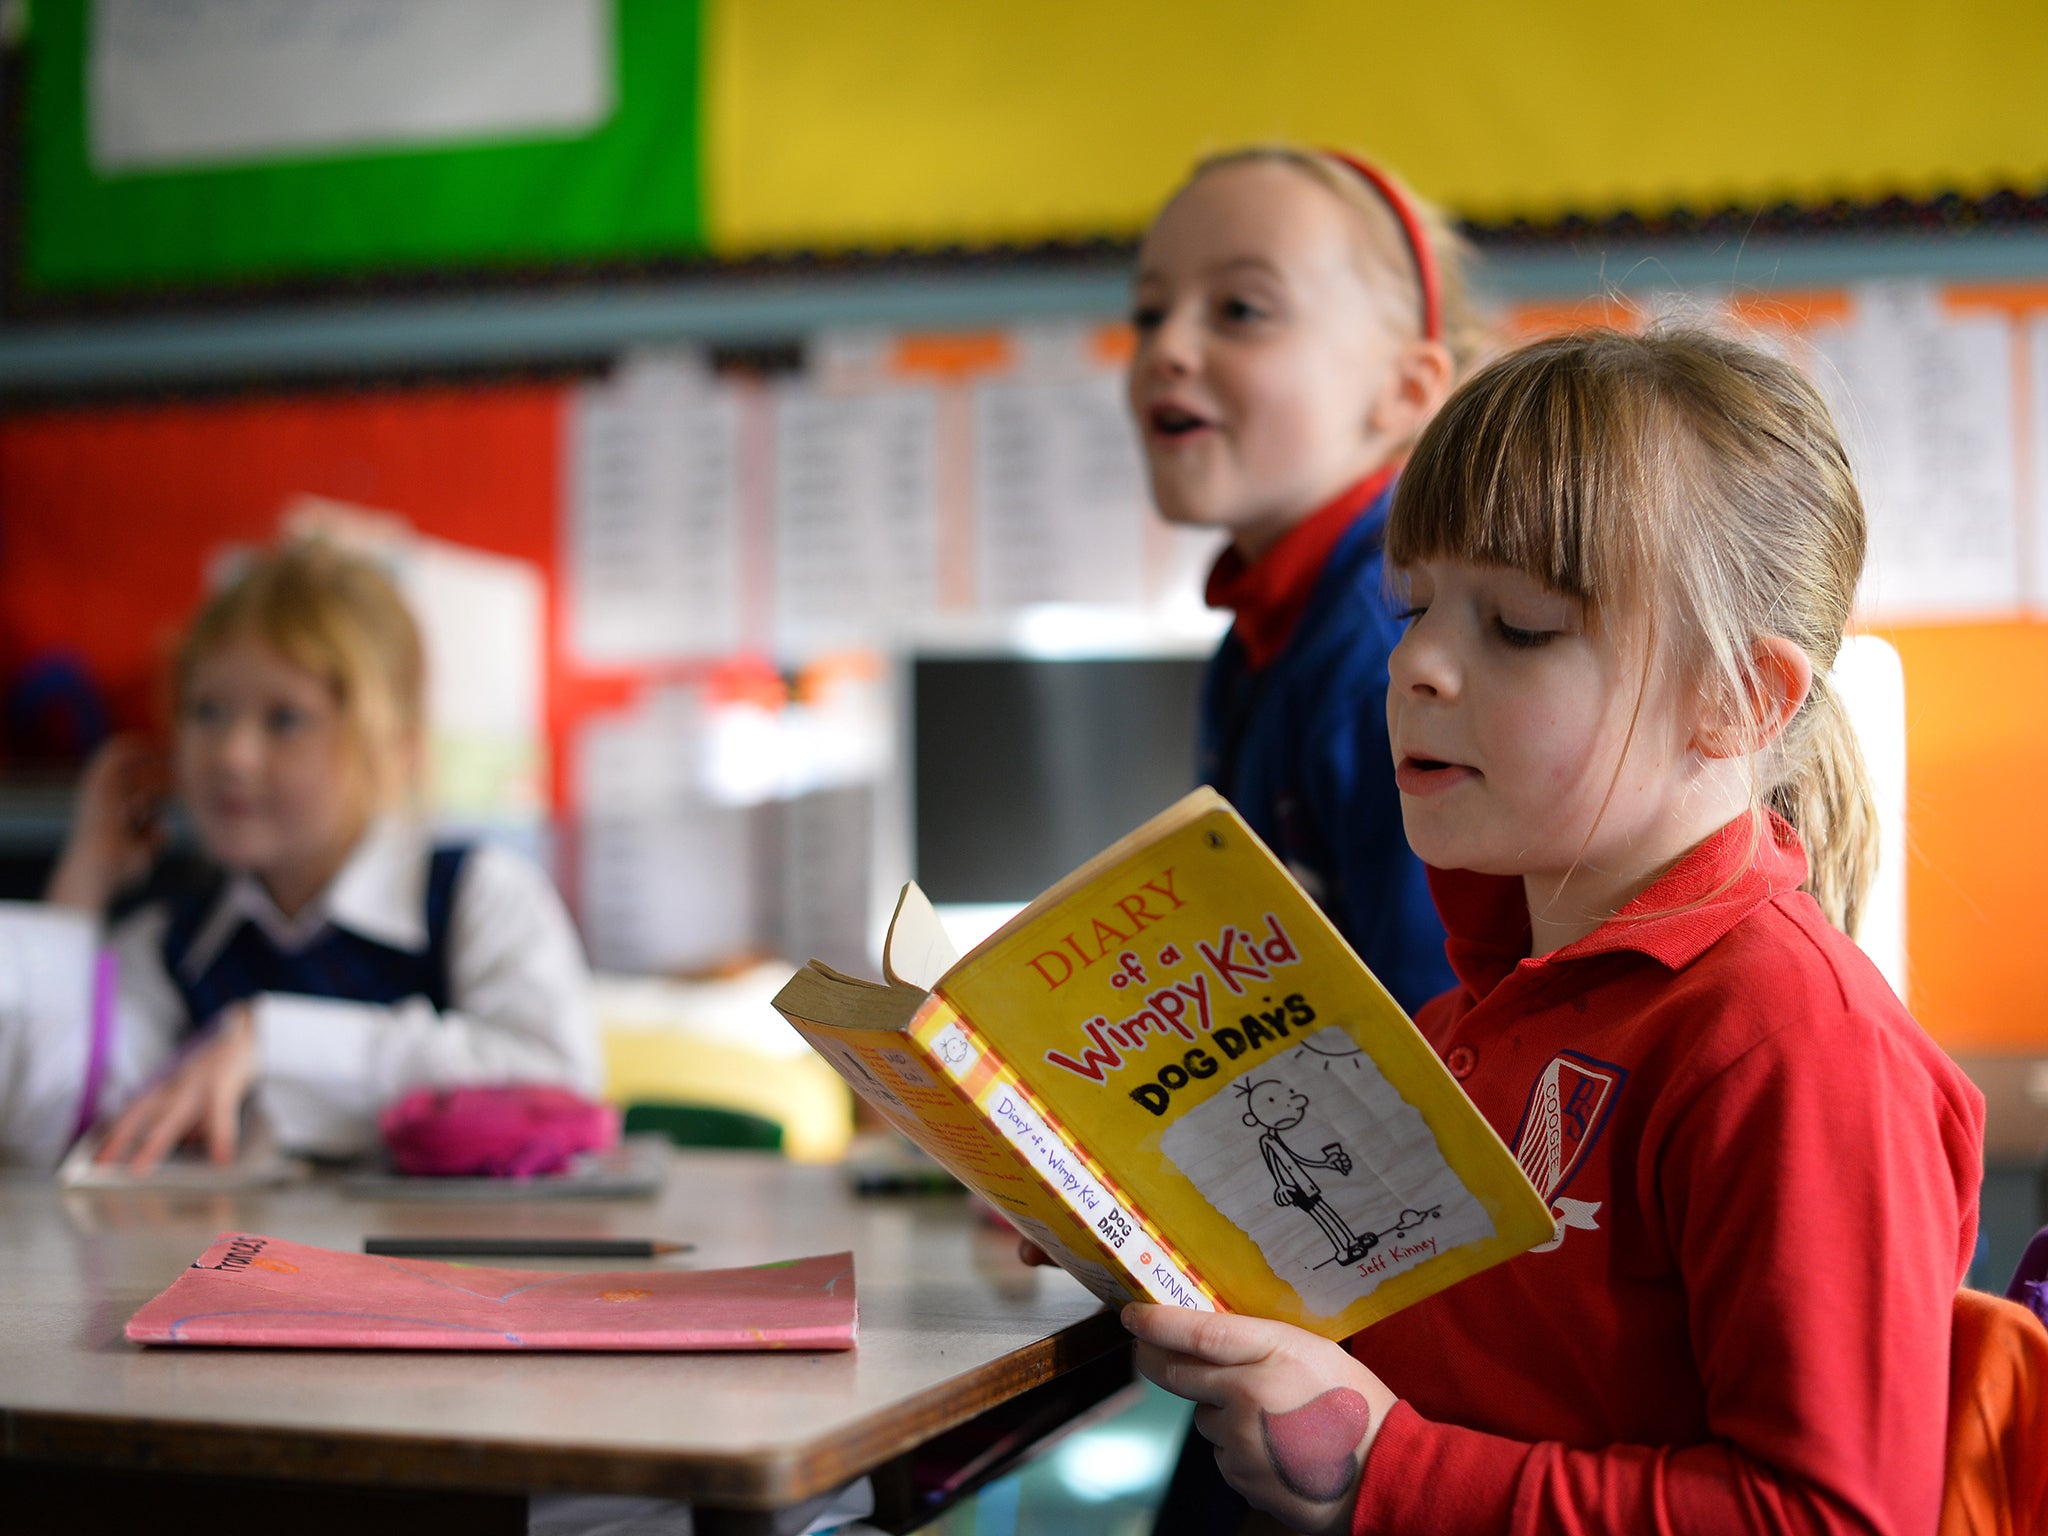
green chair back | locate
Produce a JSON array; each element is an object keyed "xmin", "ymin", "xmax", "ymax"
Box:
[{"xmin": 623, "ymin": 1101, "xmax": 785, "ymax": 1152}]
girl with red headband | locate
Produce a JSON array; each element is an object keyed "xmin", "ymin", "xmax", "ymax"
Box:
[
  {"xmin": 1127, "ymin": 147, "xmax": 1484, "ymax": 1020},
  {"xmin": 1123, "ymin": 146, "xmax": 1485, "ymax": 1535}
]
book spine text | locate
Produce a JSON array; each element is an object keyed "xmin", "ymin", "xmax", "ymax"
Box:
[{"xmin": 911, "ymin": 999, "xmax": 1213, "ymax": 1312}]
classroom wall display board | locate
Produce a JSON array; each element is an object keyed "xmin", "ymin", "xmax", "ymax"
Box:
[
  {"xmin": 21, "ymin": 0, "xmax": 703, "ymax": 293},
  {"xmin": 5, "ymin": 287, "xmax": 2048, "ymax": 1038},
  {"xmin": 15, "ymin": 0, "xmax": 2048, "ymax": 295},
  {"xmin": 1499, "ymin": 283, "xmax": 2048, "ymax": 625},
  {"xmin": 706, "ymin": 0, "xmax": 2048, "ymax": 255}
]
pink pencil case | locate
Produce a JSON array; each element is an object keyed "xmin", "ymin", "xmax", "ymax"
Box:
[{"xmin": 379, "ymin": 1084, "xmax": 620, "ymax": 1178}]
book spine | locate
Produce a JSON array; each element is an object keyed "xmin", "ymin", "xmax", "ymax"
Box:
[
  {"xmin": 910, "ymin": 997, "xmax": 1214, "ymax": 1313},
  {"xmin": 776, "ymin": 1005, "xmax": 1153, "ymax": 1308}
]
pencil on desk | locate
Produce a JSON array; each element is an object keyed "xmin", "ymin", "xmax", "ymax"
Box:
[{"xmin": 363, "ymin": 1237, "xmax": 691, "ymax": 1258}]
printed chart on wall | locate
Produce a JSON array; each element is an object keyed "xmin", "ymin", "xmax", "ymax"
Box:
[
  {"xmin": 559, "ymin": 322, "xmax": 1221, "ymax": 666},
  {"xmin": 1507, "ymin": 281, "xmax": 2048, "ymax": 623},
  {"xmin": 555, "ymin": 321, "xmax": 1221, "ymax": 974},
  {"xmin": 564, "ymin": 351, "xmax": 746, "ymax": 665}
]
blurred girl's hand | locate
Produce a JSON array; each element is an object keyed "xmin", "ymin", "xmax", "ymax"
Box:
[
  {"xmin": 47, "ymin": 736, "xmax": 170, "ymax": 912},
  {"xmin": 94, "ymin": 1003, "xmax": 257, "ymax": 1172}
]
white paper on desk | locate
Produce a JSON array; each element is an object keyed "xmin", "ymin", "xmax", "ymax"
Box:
[
  {"xmin": 58, "ymin": 1114, "xmax": 310, "ymax": 1192},
  {"xmin": 0, "ymin": 904, "xmax": 99, "ymax": 1168},
  {"xmin": 90, "ymin": 0, "xmax": 613, "ymax": 172},
  {"xmin": 969, "ymin": 371, "xmax": 1152, "ymax": 610},
  {"xmin": 1813, "ymin": 282, "xmax": 2021, "ymax": 621},
  {"xmin": 567, "ymin": 354, "xmax": 746, "ymax": 666},
  {"xmin": 772, "ymin": 380, "xmax": 941, "ymax": 657}
]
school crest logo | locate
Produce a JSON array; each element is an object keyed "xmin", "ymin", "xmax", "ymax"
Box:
[{"xmin": 1507, "ymin": 1050, "xmax": 1627, "ymax": 1253}]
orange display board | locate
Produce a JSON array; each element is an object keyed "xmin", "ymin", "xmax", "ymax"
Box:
[{"xmin": 1887, "ymin": 622, "xmax": 2048, "ymax": 1050}]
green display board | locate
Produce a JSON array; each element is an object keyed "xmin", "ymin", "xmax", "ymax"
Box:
[{"xmin": 22, "ymin": 0, "xmax": 704, "ymax": 293}]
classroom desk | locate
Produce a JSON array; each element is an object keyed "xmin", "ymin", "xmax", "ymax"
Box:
[{"xmin": 0, "ymin": 1150, "xmax": 1132, "ymax": 1536}]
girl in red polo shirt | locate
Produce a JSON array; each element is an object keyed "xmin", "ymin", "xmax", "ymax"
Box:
[{"xmin": 1126, "ymin": 327, "xmax": 1985, "ymax": 1535}]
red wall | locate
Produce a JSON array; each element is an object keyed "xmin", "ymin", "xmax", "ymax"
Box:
[{"xmin": 0, "ymin": 385, "xmax": 596, "ymax": 806}]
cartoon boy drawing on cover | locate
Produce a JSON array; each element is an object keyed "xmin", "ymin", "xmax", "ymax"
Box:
[{"xmin": 1239, "ymin": 1079, "xmax": 1374, "ymax": 1266}]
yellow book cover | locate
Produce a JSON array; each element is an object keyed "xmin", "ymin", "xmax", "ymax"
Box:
[{"xmin": 773, "ymin": 788, "xmax": 1553, "ymax": 1339}]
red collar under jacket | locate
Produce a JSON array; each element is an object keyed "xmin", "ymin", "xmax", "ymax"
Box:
[{"xmin": 1204, "ymin": 465, "xmax": 1397, "ymax": 672}]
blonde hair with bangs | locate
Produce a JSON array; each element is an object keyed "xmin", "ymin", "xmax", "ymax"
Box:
[
  {"xmin": 1186, "ymin": 146, "xmax": 1489, "ymax": 379},
  {"xmin": 177, "ymin": 539, "xmax": 424, "ymax": 810},
  {"xmin": 1387, "ymin": 326, "xmax": 1878, "ymax": 936}
]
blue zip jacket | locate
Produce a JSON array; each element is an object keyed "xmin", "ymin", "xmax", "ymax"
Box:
[{"xmin": 1197, "ymin": 481, "xmax": 1454, "ymax": 1015}]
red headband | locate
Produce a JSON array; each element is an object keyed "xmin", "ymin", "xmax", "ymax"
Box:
[{"xmin": 1323, "ymin": 151, "xmax": 1443, "ymax": 343}]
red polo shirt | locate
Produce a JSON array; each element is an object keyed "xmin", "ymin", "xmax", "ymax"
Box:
[{"xmin": 1350, "ymin": 814, "xmax": 1984, "ymax": 1536}]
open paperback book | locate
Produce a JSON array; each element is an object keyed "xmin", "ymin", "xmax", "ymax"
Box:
[{"xmin": 774, "ymin": 787, "xmax": 1552, "ymax": 1340}]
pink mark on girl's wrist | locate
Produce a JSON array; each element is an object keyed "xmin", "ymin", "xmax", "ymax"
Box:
[{"xmin": 1260, "ymin": 1386, "xmax": 1373, "ymax": 1503}]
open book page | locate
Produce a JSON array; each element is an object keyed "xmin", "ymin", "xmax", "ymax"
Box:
[
  {"xmin": 881, "ymin": 882, "xmax": 960, "ymax": 991},
  {"xmin": 771, "ymin": 885, "xmax": 957, "ymax": 1035},
  {"xmin": 773, "ymin": 960, "xmax": 926, "ymax": 1034}
]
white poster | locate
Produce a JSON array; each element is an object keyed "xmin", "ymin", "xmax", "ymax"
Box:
[
  {"xmin": 2029, "ymin": 316, "xmax": 2048, "ymax": 613},
  {"xmin": 566, "ymin": 354, "xmax": 745, "ymax": 666},
  {"xmin": 1811, "ymin": 283, "xmax": 2020, "ymax": 620},
  {"xmin": 91, "ymin": 0, "xmax": 614, "ymax": 172},
  {"xmin": 573, "ymin": 690, "xmax": 758, "ymax": 975},
  {"xmin": 772, "ymin": 382, "xmax": 941, "ymax": 657},
  {"xmin": 970, "ymin": 371, "xmax": 1153, "ymax": 610}
]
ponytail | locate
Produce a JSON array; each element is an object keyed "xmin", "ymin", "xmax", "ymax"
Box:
[{"xmin": 1767, "ymin": 676, "xmax": 1879, "ymax": 939}]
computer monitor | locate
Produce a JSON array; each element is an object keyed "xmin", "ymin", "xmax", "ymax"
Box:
[{"xmin": 910, "ymin": 652, "xmax": 1210, "ymax": 910}]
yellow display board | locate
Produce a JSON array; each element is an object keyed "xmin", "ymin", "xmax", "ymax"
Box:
[{"xmin": 706, "ymin": 0, "xmax": 2048, "ymax": 255}]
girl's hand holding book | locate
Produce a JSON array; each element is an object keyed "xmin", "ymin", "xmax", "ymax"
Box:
[{"xmin": 1123, "ymin": 1302, "xmax": 1396, "ymax": 1535}]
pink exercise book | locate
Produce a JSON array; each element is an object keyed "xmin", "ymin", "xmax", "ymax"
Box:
[{"xmin": 126, "ymin": 1232, "xmax": 857, "ymax": 1351}]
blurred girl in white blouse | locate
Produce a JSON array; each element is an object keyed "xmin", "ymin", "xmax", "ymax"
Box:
[{"xmin": 48, "ymin": 537, "xmax": 600, "ymax": 1169}]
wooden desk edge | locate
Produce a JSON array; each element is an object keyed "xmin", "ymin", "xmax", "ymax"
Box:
[{"xmin": 1, "ymin": 1306, "xmax": 1130, "ymax": 1512}]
